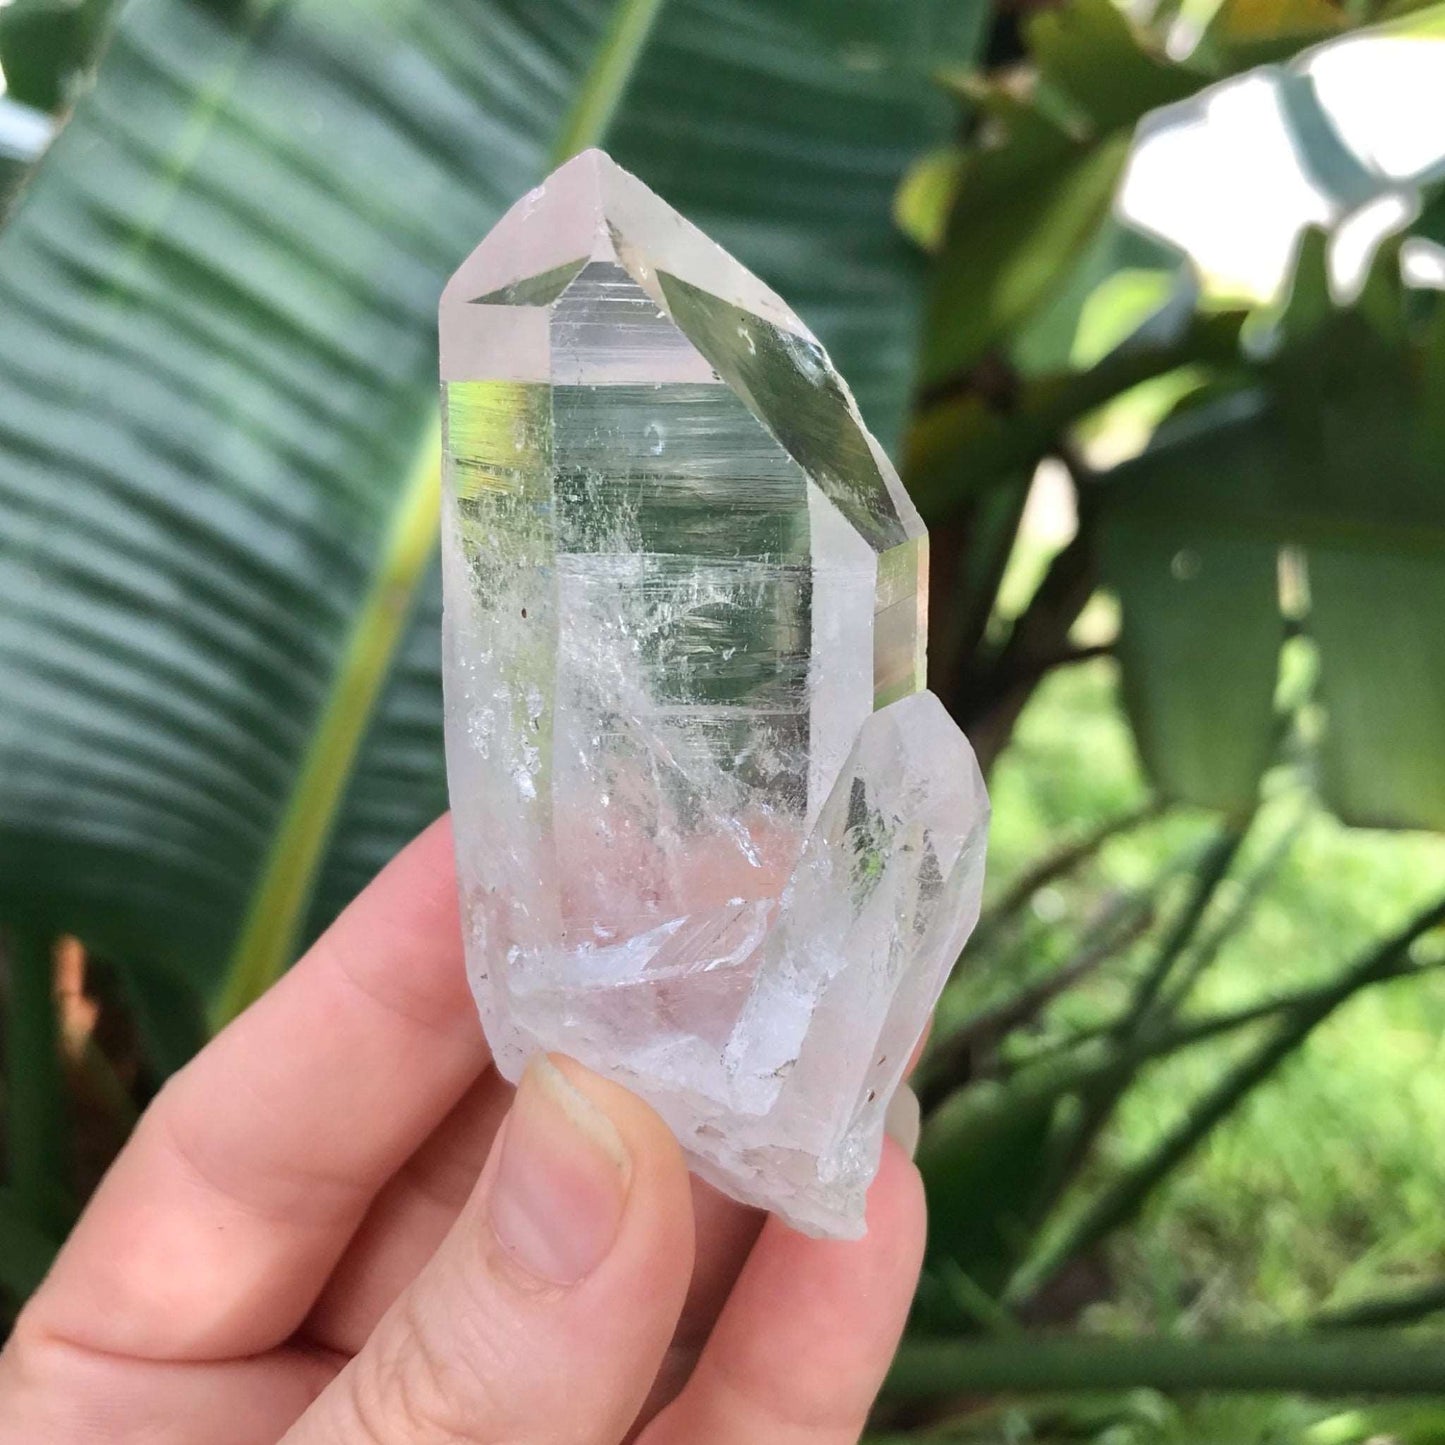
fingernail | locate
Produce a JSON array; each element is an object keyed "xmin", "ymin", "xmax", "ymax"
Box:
[
  {"xmin": 489, "ymin": 1055, "xmax": 632, "ymax": 1285},
  {"xmin": 885, "ymin": 1084, "xmax": 921, "ymax": 1160}
]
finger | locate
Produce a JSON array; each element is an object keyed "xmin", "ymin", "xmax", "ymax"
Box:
[
  {"xmin": 27, "ymin": 815, "xmax": 490, "ymax": 1363},
  {"xmin": 637, "ymin": 1179, "xmax": 765, "ymax": 1425},
  {"xmin": 313, "ymin": 1005, "xmax": 917, "ymax": 1379},
  {"xmin": 638, "ymin": 1139, "xmax": 926, "ymax": 1445},
  {"xmin": 307, "ymin": 1087, "xmax": 763, "ymax": 1375},
  {"xmin": 0, "ymin": 1330, "xmax": 338, "ymax": 1445},
  {"xmin": 884, "ymin": 1081, "xmax": 922, "ymax": 1159},
  {"xmin": 304, "ymin": 1066, "xmax": 514, "ymax": 1354},
  {"xmin": 635, "ymin": 1027, "xmax": 927, "ymax": 1425},
  {"xmin": 677, "ymin": 1179, "xmax": 767, "ymax": 1352},
  {"xmin": 287, "ymin": 1055, "xmax": 695, "ymax": 1445}
]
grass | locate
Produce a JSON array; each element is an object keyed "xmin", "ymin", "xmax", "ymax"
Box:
[
  {"xmin": 886, "ymin": 1393, "xmax": 1445, "ymax": 1443},
  {"xmin": 986, "ymin": 658, "xmax": 1445, "ymax": 1331},
  {"xmin": 959, "ymin": 650, "xmax": 1445, "ymax": 1381},
  {"xmin": 943, "ymin": 655, "xmax": 1445, "ymax": 1441}
]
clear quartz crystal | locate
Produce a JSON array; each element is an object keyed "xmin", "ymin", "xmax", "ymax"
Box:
[{"xmin": 440, "ymin": 149, "xmax": 989, "ymax": 1237}]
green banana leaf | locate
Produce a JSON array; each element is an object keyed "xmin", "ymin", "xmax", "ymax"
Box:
[
  {"xmin": 1100, "ymin": 234, "xmax": 1445, "ymax": 826},
  {"xmin": 0, "ymin": 0, "xmax": 986, "ymax": 1030}
]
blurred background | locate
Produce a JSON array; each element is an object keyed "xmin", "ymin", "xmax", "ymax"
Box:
[{"xmin": 1, "ymin": 0, "xmax": 1444, "ymax": 1439}]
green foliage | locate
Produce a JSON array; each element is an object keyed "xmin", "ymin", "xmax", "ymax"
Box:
[
  {"xmin": 888, "ymin": 660, "xmax": 1445, "ymax": 1435},
  {"xmin": 916, "ymin": 0, "xmax": 1203, "ymax": 387},
  {"xmin": 4, "ymin": 0, "xmax": 1445, "ymax": 1433},
  {"xmin": 1101, "ymin": 232, "xmax": 1445, "ymax": 824},
  {"xmin": 911, "ymin": 0, "xmax": 1445, "ymax": 838},
  {"xmin": 1105, "ymin": 519, "xmax": 1283, "ymax": 814},
  {"xmin": 0, "ymin": 0, "xmax": 116, "ymax": 112},
  {"xmin": 0, "ymin": 0, "xmax": 980, "ymax": 1035}
]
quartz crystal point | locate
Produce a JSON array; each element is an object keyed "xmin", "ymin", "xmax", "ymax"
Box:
[{"xmin": 440, "ymin": 149, "xmax": 989, "ymax": 1237}]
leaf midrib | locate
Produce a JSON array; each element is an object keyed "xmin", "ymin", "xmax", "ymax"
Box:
[{"xmin": 211, "ymin": 0, "xmax": 672, "ymax": 1025}]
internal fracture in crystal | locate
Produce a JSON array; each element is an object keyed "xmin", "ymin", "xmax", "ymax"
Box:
[{"xmin": 440, "ymin": 149, "xmax": 988, "ymax": 1237}]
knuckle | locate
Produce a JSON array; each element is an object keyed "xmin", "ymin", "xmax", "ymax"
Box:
[
  {"xmin": 342, "ymin": 1290, "xmax": 514, "ymax": 1444},
  {"xmin": 0, "ymin": 1326, "xmax": 51, "ymax": 1428},
  {"xmin": 0, "ymin": 1327, "xmax": 128, "ymax": 1444}
]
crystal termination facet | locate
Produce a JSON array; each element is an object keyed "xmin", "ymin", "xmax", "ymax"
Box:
[{"xmin": 440, "ymin": 149, "xmax": 988, "ymax": 1237}]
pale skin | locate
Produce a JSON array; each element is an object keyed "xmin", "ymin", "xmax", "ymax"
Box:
[{"xmin": 0, "ymin": 816, "xmax": 928, "ymax": 1444}]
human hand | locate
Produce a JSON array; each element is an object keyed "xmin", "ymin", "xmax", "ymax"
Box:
[{"xmin": 0, "ymin": 817, "xmax": 927, "ymax": 1443}]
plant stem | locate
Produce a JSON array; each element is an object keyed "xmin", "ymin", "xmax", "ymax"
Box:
[
  {"xmin": 1148, "ymin": 958, "xmax": 1445, "ymax": 1056},
  {"xmin": 885, "ymin": 1331, "xmax": 1445, "ymax": 1399},
  {"xmin": 980, "ymin": 799, "xmax": 1164, "ymax": 936},
  {"xmin": 1004, "ymin": 892, "xmax": 1445, "ymax": 1309},
  {"xmin": 1315, "ymin": 1279, "xmax": 1445, "ymax": 1330},
  {"xmin": 1008, "ymin": 821, "xmax": 1249, "ymax": 1223},
  {"xmin": 961, "ymin": 502, "xmax": 1101, "ymax": 771},
  {"xmin": 1154, "ymin": 803, "xmax": 1309, "ymax": 1017},
  {"xmin": 930, "ymin": 477, "xmax": 1034, "ymax": 708},
  {"xmin": 1113, "ymin": 820, "xmax": 1250, "ymax": 1039},
  {"xmin": 919, "ymin": 903, "xmax": 1154, "ymax": 1110},
  {"xmin": 1001, "ymin": 830, "xmax": 1231, "ymax": 1075},
  {"xmin": 212, "ymin": 3, "xmax": 672, "ymax": 1029},
  {"xmin": 936, "ymin": 1257, "xmax": 1024, "ymax": 1337},
  {"xmin": 213, "ymin": 419, "xmax": 443, "ymax": 1027},
  {"xmin": 923, "ymin": 948, "xmax": 1445, "ymax": 1180}
]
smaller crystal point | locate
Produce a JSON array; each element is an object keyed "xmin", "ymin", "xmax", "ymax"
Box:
[{"xmin": 440, "ymin": 149, "xmax": 990, "ymax": 1236}]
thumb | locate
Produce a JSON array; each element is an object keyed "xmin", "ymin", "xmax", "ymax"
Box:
[{"xmin": 286, "ymin": 1055, "xmax": 696, "ymax": 1445}]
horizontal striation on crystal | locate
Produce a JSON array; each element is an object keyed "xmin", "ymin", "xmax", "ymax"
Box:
[{"xmin": 440, "ymin": 149, "xmax": 987, "ymax": 1236}]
